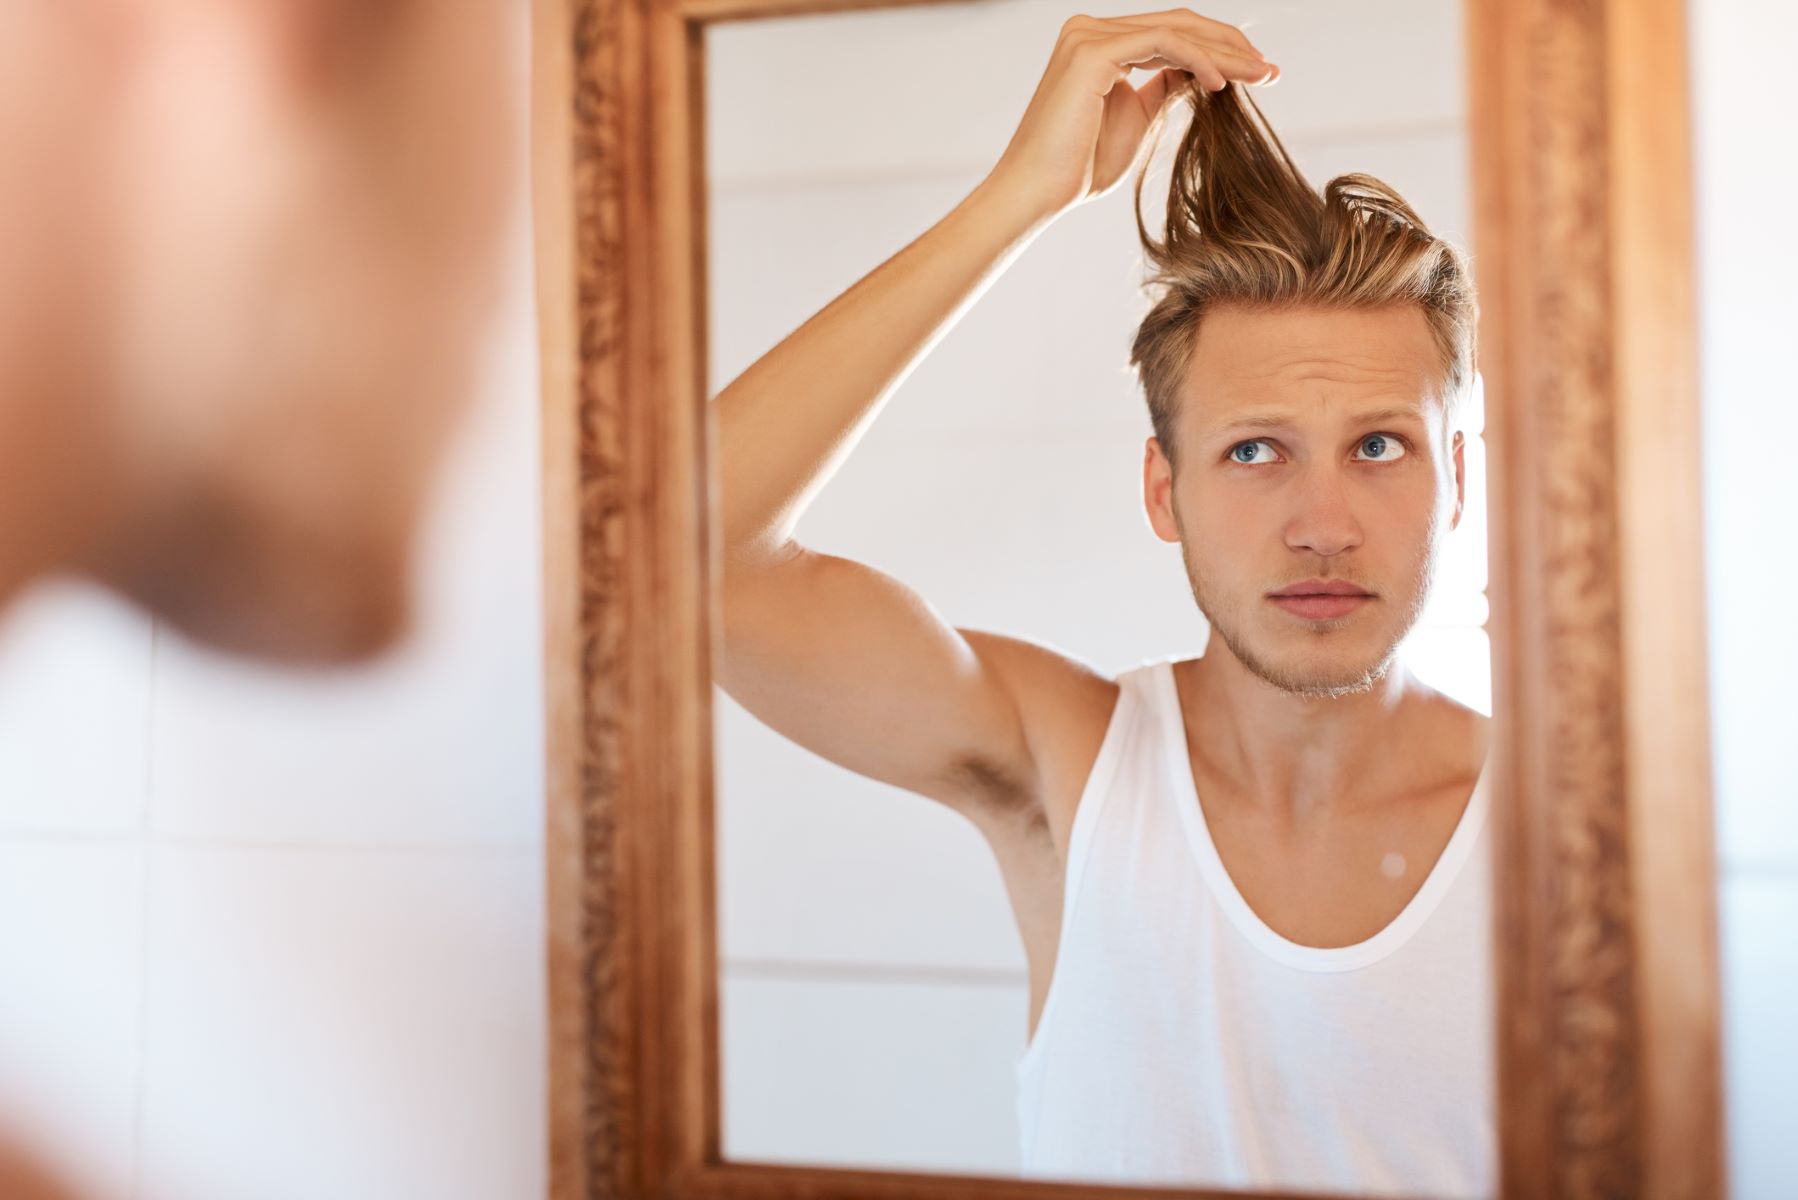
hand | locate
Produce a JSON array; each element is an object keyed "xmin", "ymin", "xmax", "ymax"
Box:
[{"xmin": 982, "ymin": 9, "xmax": 1278, "ymax": 226}]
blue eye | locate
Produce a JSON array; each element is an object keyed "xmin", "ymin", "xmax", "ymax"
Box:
[
  {"xmin": 1356, "ymin": 434, "xmax": 1408, "ymax": 461},
  {"xmin": 1230, "ymin": 439, "xmax": 1276, "ymax": 464}
]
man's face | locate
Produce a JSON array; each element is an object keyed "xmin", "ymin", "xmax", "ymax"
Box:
[{"xmin": 1143, "ymin": 303, "xmax": 1466, "ymax": 699}]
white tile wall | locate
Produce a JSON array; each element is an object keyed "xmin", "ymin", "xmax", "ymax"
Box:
[
  {"xmin": 716, "ymin": 687, "xmax": 1028, "ymax": 970},
  {"xmin": 1717, "ymin": 875, "xmax": 1798, "ymax": 1199},
  {"xmin": 136, "ymin": 846, "xmax": 544, "ymax": 1200},
  {"xmin": 1692, "ymin": 1, "xmax": 1798, "ymax": 1196},
  {"xmin": 0, "ymin": 582, "xmax": 152, "ymax": 836},
  {"xmin": 720, "ymin": 972, "xmax": 1028, "ymax": 1174},
  {"xmin": 1693, "ymin": 0, "xmax": 1798, "ymax": 873},
  {"xmin": 708, "ymin": 0, "xmax": 1488, "ymax": 1177},
  {"xmin": 0, "ymin": 842, "xmax": 143, "ymax": 1200}
]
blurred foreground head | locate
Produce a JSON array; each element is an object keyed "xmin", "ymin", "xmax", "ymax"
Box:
[{"xmin": 0, "ymin": 0, "xmax": 516, "ymax": 664}]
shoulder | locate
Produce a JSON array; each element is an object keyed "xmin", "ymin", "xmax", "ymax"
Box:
[
  {"xmin": 955, "ymin": 630, "xmax": 1121, "ymax": 837},
  {"xmin": 958, "ymin": 629, "xmax": 1121, "ymax": 754}
]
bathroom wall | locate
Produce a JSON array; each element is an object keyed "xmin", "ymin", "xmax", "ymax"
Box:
[
  {"xmin": 0, "ymin": 6, "xmax": 545, "ymax": 1197},
  {"xmin": 706, "ymin": 0, "xmax": 1488, "ymax": 1174},
  {"xmin": 1691, "ymin": 2, "xmax": 1798, "ymax": 1197}
]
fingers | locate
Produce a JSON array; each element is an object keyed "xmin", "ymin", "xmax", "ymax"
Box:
[
  {"xmin": 1144, "ymin": 8, "xmax": 1265, "ymax": 60},
  {"xmin": 1121, "ymin": 45, "xmax": 1278, "ymax": 89},
  {"xmin": 1063, "ymin": 24, "xmax": 1272, "ymax": 94},
  {"xmin": 1134, "ymin": 66, "xmax": 1179, "ymax": 116},
  {"xmin": 1119, "ymin": 18, "xmax": 1275, "ymax": 85},
  {"xmin": 1082, "ymin": 8, "xmax": 1267, "ymax": 61},
  {"xmin": 1057, "ymin": 12, "xmax": 1278, "ymax": 93}
]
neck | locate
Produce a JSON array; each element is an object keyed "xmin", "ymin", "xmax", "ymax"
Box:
[{"xmin": 1181, "ymin": 639, "xmax": 1433, "ymax": 824}]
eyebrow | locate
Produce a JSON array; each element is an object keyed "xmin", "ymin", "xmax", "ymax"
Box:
[{"xmin": 1208, "ymin": 405, "xmax": 1431, "ymax": 437}]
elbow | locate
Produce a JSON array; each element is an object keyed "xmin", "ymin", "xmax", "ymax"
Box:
[{"xmin": 719, "ymin": 527, "xmax": 806, "ymax": 579}]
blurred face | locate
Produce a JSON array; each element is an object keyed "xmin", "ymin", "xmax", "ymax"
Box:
[
  {"xmin": 1143, "ymin": 303, "xmax": 1466, "ymax": 699},
  {"xmin": 0, "ymin": 0, "xmax": 516, "ymax": 664}
]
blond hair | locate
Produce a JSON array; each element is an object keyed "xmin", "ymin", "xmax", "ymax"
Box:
[{"xmin": 1129, "ymin": 79, "xmax": 1477, "ymax": 470}]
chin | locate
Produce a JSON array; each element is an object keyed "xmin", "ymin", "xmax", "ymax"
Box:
[
  {"xmin": 101, "ymin": 495, "xmax": 420, "ymax": 667},
  {"xmin": 174, "ymin": 568, "xmax": 414, "ymax": 666},
  {"xmin": 1233, "ymin": 625, "xmax": 1403, "ymax": 699},
  {"xmin": 1295, "ymin": 643, "xmax": 1403, "ymax": 695}
]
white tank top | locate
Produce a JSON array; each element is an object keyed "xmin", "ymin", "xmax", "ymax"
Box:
[{"xmin": 1015, "ymin": 656, "xmax": 1494, "ymax": 1198}]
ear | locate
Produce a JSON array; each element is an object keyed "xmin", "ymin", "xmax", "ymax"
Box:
[
  {"xmin": 1144, "ymin": 436, "xmax": 1181, "ymax": 543},
  {"xmin": 1449, "ymin": 429, "xmax": 1466, "ymax": 531}
]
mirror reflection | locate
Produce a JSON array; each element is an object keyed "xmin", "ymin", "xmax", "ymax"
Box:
[{"xmin": 707, "ymin": 2, "xmax": 1491, "ymax": 1193}]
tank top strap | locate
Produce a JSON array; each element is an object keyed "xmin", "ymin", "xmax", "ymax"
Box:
[
  {"xmin": 1059, "ymin": 656, "xmax": 1184, "ymax": 897},
  {"xmin": 1114, "ymin": 655, "xmax": 1177, "ymax": 709},
  {"xmin": 1119, "ymin": 655, "xmax": 1183, "ymax": 760},
  {"xmin": 1059, "ymin": 663, "xmax": 1146, "ymax": 875}
]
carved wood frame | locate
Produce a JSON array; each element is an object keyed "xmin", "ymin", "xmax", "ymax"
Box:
[{"xmin": 533, "ymin": 0, "xmax": 1729, "ymax": 1196}]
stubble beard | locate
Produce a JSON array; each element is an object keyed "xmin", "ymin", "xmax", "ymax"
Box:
[{"xmin": 1171, "ymin": 499, "xmax": 1443, "ymax": 701}]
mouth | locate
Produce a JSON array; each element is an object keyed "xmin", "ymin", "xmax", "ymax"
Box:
[
  {"xmin": 1266, "ymin": 577, "xmax": 1376, "ymax": 621},
  {"xmin": 1267, "ymin": 593, "xmax": 1375, "ymax": 620}
]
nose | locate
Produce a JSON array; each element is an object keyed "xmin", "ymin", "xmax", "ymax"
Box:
[{"xmin": 1282, "ymin": 467, "xmax": 1364, "ymax": 558}]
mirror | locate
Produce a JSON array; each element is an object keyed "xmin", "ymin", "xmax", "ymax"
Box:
[{"xmin": 704, "ymin": 2, "xmax": 1492, "ymax": 1192}]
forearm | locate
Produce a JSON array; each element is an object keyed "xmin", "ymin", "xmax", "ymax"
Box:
[{"xmin": 713, "ymin": 173, "xmax": 1052, "ymax": 569}]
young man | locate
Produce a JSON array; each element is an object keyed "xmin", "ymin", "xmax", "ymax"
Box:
[{"xmin": 714, "ymin": 8, "xmax": 1493, "ymax": 1197}]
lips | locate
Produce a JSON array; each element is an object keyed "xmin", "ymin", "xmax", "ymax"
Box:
[
  {"xmin": 1270, "ymin": 593, "xmax": 1372, "ymax": 619},
  {"xmin": 1267, "ymin": 579, "xmax": 1375, "ymax": 621}
]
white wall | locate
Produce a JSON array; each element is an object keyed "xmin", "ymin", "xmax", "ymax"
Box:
[
  {"xmin": 707, "ymin": 0, "xmax": 1485, "ymax": 1175},
  {"xmin": 0, "ymin": 8, "xmax": 545, "ymax": 1196},
  {"xmin": 1690, "ymin": 3, "xmax": 1798, "ymax": 1197}
]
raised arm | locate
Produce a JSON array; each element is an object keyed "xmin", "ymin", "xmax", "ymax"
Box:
[{"xmin": 714, "ymin": 12, "xmax": 1277, "ymax": 824}]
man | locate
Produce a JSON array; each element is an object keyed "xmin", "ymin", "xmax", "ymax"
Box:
[
  {"xmin": 0, "ymin": 3, "xmax": 515, "ymax": 1195},
  {"xmin": 714, "ymin": 8, "xmax": 1493, "ymax": 1196}
]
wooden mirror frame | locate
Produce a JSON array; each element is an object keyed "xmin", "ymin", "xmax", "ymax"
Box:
[{"xmin": 532, "ymin": 0, "xmax": 1729, "ymax": 1196}]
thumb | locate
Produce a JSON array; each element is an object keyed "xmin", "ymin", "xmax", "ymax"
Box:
[{"xmin": 1134, "ymin": 67, "xmax": 1192, "ymax": 121}]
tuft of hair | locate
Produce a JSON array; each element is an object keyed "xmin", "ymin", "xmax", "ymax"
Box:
[{"xmin": 1129, "ymin": 78, "xmax": 1478, "ymax": 471}]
